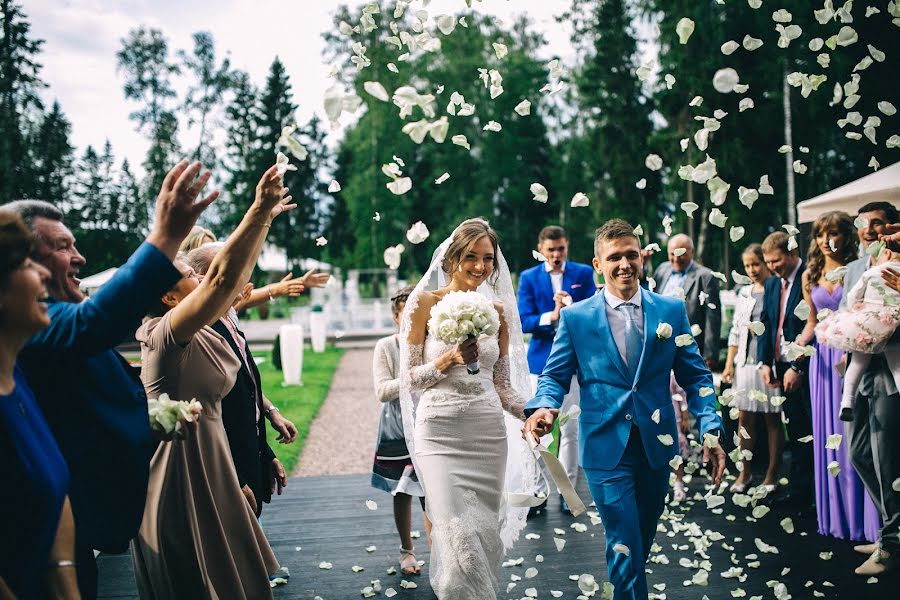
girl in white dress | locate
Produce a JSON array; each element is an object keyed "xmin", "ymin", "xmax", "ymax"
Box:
[
  {"xmin": 816, "ymin": 248, "xmax": 900, "ymax": 421},
  {"xmin": 399, "ymin": 218, "xmax": 539, "ymax": 599}
]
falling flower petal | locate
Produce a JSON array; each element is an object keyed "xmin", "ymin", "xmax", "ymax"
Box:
[
  {"xmin": 713, "ymin": 68, "xmax": 741, "ymax": 93},
  {"xmin": 406, "ymin": 221, "xmax": 429, "ymax": 244},
  {"xmin": 676, "ymin": 17, "xmax": 695, "ymax": 44},
  {"xmin": 571, "ymin": 192, "xmax": 590, "ymax": 207}
]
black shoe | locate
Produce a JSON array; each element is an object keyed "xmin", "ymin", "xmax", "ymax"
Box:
[
  {"xmin": 840, "ymin": 407, "xmax": 853, "ymax": 422},
  {"xmin": 559, "ymin": 495, "xmax": 572, "ymax": 516},
  {"xmin": 527, "ymin": 499, "xmax": 548, "ymax": 519}
]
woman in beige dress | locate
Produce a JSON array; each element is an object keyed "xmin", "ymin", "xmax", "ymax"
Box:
[{"xmin": 131, "ymin": 166, "xmax": 295, "ymax": 599}]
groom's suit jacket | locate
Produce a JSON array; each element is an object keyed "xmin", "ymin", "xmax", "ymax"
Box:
[
  {"xmin": 518, "ymin": 261, "xmax": 596, "ymax": 374},
  {"xmin": 526, "ymin": 288, "xmax": 722, "ymax": 471}
]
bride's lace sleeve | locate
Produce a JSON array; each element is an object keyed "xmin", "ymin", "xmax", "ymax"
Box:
[
  {"xmin": 405, "ymin": 343, "xmax": 448, "ymax": 390},
  {"xmin": 493, "ymin": 355, "xmax": 526, "ymax": 420}
]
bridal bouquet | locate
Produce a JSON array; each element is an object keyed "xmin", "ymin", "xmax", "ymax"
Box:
[
  {"xmin": 429, "ymin": 290, "xmax": 500, "ymax": 374},
  {"xmin": 148, "ymin": 393, "xmax": 203, "ymax": 439}
]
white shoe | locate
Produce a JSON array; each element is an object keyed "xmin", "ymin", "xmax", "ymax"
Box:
[{"xmin": 855, "ymin": 548, "xmax": 899, "ymax": 576}]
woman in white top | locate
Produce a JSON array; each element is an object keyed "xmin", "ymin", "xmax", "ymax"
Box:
[{"xmin": 721, "ymin": 244, "xmax": 784, "ymax": 493}]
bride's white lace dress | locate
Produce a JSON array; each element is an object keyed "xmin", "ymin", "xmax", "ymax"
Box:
[{"xmin": 407, "ymin": 333, "xmax": 526, "ymax": 599}]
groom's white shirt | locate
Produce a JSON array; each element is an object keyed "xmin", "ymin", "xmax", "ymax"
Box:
[{"xmin": 604, "ymin": 287, "xmax": 644, "ymax": 363}]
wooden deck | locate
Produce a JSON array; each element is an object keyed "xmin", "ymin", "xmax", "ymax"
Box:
[{"xmin": 98, "ymin": 473, "xmax": 897, "ymax": 599}]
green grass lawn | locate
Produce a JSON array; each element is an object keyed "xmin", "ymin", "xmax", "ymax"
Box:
[{"xmin": 255, "ymin": 347, "xmax": 344, "ymax": 474}]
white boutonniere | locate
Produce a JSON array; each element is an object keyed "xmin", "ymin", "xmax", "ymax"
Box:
[{"xmin": 656, "ymin": 322, "xmax": 673, "ymax": 340}]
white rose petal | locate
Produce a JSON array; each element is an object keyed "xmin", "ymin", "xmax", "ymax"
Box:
[
  {"xmin": 571, "ymin": 192, "xmax": 590, "ymax": 207},
  {"xmin": 676, "ymin": 17, "xmax": 695, "ymax": 44},
  {"xmin": 713, "ymin": 68, "xmax": 741, "ymax": 93},
  {"xmin": 406, "ymin": 221, "xmax": 430, "ymax": 244},
  {"xmin": 530, "ymin": 183, "xmax": 548, "ymax": 203}
]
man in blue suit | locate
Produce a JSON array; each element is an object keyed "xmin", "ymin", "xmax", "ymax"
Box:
[
  {"xmin": 524, "ymin": 219, "xmax": 725, "ymax": 599},
  {"xmin": 518, "ymin": 225, "xmax": 595, "ymax": 513},
  {"xmin": 8, "ymin": 160, "xmax": 217, "ymax": 599}
]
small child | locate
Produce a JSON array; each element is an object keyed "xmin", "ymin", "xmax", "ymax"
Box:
[
  {"xmin": 371, "ymin": 286, "xmax": 429, "ymax": 575},
  {"xmin": 815, "ymin": 248, "xmax": 900, "ymax": 422}
]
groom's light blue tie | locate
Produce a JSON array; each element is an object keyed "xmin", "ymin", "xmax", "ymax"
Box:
[{"xmin": 617, "ymin": 303, "xmax": 642, "ymax": 381}]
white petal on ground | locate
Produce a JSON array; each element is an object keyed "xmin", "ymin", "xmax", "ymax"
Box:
[
  {"xmin": 571, "ymin": 192, "xmax": 590, "ymax": 207},
  {"xmin": 530, "ymin": 183, "xmax": 548, "ymax": 202},
  {"xmin": 434, "ymin": 172, "xmax": 450, "ymax": 185},
  {"xmin": 406, "ymin": 221, "xmax": 430, "ymax": 244},
  {"xmin": 363, "ymin": 81, "xmax": 390, "ymax": 102},
  {"xmin": 730, "ymin": 226, "xmax": 745, "ymax": 242},
  {"xmin": 514, "ymin": 99, "xmax": 532, "ymax": 116},
  {"xmin": 387, "ymin": 177, "xmax": 412, "ymax": 195},
  {"xmin": 676, "ymin": 17, "xmax": 695, "ymax": 44},
  {"xmin": 713, "ymin": 68, "xmax": 741, "ymax": 93},
  {"xmin": 328, "ymin": 180, "xmax": 341, "ymax": 193}
]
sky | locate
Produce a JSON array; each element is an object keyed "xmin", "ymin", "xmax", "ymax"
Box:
[{"xmin": 27, "ymin": 0, "xmax": 583, "ymax": 175}]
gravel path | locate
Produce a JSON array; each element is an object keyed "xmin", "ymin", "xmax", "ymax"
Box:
[{"xmin": 293, "ymin": 347, "xmax": 380, "ymax": 477}]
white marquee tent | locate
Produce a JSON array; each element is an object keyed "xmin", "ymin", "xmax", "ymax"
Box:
[{"xmin": 796, "ymin": 161, "xmax": 900, "ymax": 223}]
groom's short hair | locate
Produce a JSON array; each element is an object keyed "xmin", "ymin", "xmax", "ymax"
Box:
[{"xmin": 594, "ymin": 219, "xmax": 638, "ymax": 258}]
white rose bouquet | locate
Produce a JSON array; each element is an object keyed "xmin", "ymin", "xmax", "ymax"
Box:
[
  {"xmin": 428, "ymin": 290, "xmax": 501, "ymax": 374},
  {"xmin": 148, "ymin": 393, "xmax": 203, "ymax": 439}
]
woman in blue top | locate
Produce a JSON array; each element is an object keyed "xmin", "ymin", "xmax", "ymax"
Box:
[{"xmin": 0, "ymin": 210, "xmax": 78, "ymax": 599}]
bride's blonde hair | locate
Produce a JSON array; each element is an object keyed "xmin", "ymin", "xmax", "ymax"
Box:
[{"xmin": 441, "ymin": 218, "xmax": 500, "ymax": 286}]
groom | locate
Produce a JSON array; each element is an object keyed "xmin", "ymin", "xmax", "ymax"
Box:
[{"xmin": 524, "ymin": 219, "xmax": 725, "ymax": 599}]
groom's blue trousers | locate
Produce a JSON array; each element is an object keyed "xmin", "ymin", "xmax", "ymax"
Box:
[{"xmin": 584, "ymin": 427, "xmax": 669, "ymax": 600}]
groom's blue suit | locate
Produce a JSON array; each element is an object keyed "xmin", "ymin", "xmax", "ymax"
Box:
[{"xmin": 526, "ymin": 287, "xmax": 722, "ymax": 599}]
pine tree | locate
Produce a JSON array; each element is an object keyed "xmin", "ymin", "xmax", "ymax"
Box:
[
  {"xmin": 0, "ymin": 0, "xmax": 45, "ymax": 200},
  {"xmin": 116, "ymin": 26, "xmax": 182, "ymax": 201}
]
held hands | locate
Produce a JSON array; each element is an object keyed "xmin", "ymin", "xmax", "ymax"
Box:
[
  {"xmin": 522, "ymin": 408, "xmax": 559, "ymax": 443},
  {"xmin": 149, "ymin": 160, "xmax": 220, "ymax": 259}
]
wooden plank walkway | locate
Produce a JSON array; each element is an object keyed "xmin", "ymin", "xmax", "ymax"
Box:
[{"xmin": 97, "ymin": 472, "xmax": 898, "ymax": 599}]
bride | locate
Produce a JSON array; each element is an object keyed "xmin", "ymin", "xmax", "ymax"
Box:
[{"xmin": 399, "ymin": 217, "xmax": 540, "ymax": 598}]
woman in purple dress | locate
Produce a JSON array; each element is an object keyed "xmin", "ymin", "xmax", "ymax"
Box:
[{"xmin": 797, "ymin": 211, "xmax": 880, "ymax": 542}]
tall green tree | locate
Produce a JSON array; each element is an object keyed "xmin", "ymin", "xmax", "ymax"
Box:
[
  {"xmin": 178, "ymin": 31, "xmax": 233, "ymax": 168},
  {"xmin": 117, "ymin": 26, "xmax": 182, "ymax": 200},
  {"xmin": 560, "ymin": 0, "xmax": 660, "ymax": 253},
  {"xmin": 0, "ymin": 0, "xmax": 44, "ymax": 200},
  {"xmin": 30, "ymin": 100, "xmax": 74, "ymax": 205}
]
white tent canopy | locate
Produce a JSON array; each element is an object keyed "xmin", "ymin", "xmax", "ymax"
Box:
[{"xmin": 797, "ymin": 161, "xmax": 900, "ymax": 223}]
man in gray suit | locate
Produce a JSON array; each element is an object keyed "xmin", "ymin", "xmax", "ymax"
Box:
[
  {"xmin": 653, "ymin": 234, "xmax": 722, "ymax": 369},
  {"xmin": 841, "ymin": 201, "xmax": 900, "ymax": 577}
]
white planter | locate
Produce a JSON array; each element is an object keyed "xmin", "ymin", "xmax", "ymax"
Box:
[
  {"xmin": 309, "ymin": 311, "xmax": 328, "ymax": 353},
  {"xmin": 279, "ymin": 324, "xmax": 304, "ymax": 386}
]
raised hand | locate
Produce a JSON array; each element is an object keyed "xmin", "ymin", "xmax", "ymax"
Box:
[
  {"xmin": 148, "ymin": 160, "xmax": 220, "ymax": 259},
  {"xmin": 299, "ymin": 268, "xmax": 331, "ymax": 289},
  {"xmin": 255, "ymin": 166, "xmax": 296, "ymax": 221}
]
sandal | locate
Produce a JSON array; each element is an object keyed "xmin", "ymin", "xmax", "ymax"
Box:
[{"xmin": 400, "ymin": 547, "xmax": 420, "ymax": 576}]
